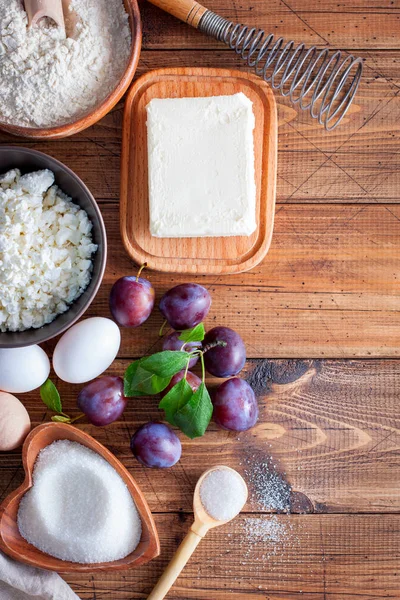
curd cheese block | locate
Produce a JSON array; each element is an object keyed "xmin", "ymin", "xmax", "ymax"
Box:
[{"xmin": 146, "ymin": 93, "xmax": 257, "ymax": 238}]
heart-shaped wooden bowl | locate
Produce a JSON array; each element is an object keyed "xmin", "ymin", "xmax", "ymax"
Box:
[{"xmin": 0, "ymin": 423, "xmax": 160, "ymax": 572}]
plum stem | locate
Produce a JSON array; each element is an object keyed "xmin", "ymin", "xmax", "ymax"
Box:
[
  {"xmin": 200, "ymin": 352, "xmax": 206, "ymax": 383},
  {"xmin": 69, "ymin": 413, "xmax": 85, "ymax": 424},
  {"xmin": 201, "ymin": 340, "xmax": 227, "ymax": 354},
  {"xmin": 136, "ymin": 262, "xmax": 147, "ymax": 281},
  {"xmin": 183, "ymin": 356, "xmax": 190, "ymax": 380},
  {"xmin": 159, "ymin": 319, "xmax": 168, "ymax": 337}
]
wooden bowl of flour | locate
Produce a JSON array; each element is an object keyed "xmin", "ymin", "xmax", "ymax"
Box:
[
  {"xmin": 0, "ymin": 0, "xmax": 142, "ymax": 140},
  {"xmin": 0, "ymin": 423, "xmax": 160, "ymax": 572}
]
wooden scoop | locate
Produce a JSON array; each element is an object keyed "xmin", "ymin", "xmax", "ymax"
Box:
[
  {"xmin": 24, "ymin": 0, "xmax": 65, "ymax": 30},
  {"xmin": 147, "ymin": 466, "xmax": 248, "ymax": 600}
]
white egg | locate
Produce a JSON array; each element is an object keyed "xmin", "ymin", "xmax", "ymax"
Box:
[
  {"xmin": 0, "ymin": 345, "xmax": 50, "ymax": 393},
  {"xmin": 53, "ymin": 317, "xmax": 121, "ymax": 384}
]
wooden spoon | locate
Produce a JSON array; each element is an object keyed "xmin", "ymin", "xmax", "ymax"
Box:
[
  {"xmin": 24, "ymin": 0, "xmax": 65, "ymax": 31},
  {"xmin": 147, "ymin": 466, "xmax": 248, "ymax": 600}
]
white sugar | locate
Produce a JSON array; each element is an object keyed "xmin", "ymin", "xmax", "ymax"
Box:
[
  {"xmin": 235, "ymin": 515, "xmax": 299, "ymax": 562},
  {"xmin": 243, "ymin": 455, "xmax": 291, "ymax": 512},
  {"xmin": 200, "ymin": 468, "xmax": 247, "ymax": 521},
  {"xmin": 17, "ymin": 440, "xmax": 141, "ymax": 564}
]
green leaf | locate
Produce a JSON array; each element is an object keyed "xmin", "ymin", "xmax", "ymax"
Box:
[
  {"xmin": 159, "ymin": 378, "xmax": 194, "ymax": 426},
  {"xmin": 51, "ymin": 415, "xmax": 71, "ymax": 423},
  {"xmin": 140, "ymin": 351, "xmax": 189, "ymax": 378},
  {"xmin": 40, "ymin": 379, "xmax": 62, "ymax": 413},
  {"xmin": 124, "ymin": 361, "xmax": 150, "ymax": 397},
  {"xmin": 174, "ymin": 383, "xmax": 213, "ymax": 439},
  {"xmin": 124, "ymin": 360, "xmax": 171, "ymax": 397},
  {"xmin": 178, "ymin": 323, "xmax": 205, "ymax": 344}
]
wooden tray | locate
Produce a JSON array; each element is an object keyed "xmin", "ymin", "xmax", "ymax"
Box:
[{"xmin": 121, "ymin": 67, "xmax": 277, "ymax": 274}]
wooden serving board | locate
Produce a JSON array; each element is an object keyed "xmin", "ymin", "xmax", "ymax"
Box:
[{"xmin": 120, "ymin": 67, "xmax": 277, "ymax": 274}]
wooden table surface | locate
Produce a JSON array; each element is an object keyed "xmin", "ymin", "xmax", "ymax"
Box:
[{"xmin": 1, "ymin": 0, "xmax": 400, "ymax": 598}]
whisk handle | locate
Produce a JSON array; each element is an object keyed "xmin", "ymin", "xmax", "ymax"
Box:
[{"xmin": 147, "ymin": 0, "xmax": 207, "ymax": 27}]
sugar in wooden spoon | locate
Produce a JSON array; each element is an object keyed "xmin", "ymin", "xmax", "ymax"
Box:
[{"xmin": 148, "ymin": 466, "xmax": 248, "ymax": 600}]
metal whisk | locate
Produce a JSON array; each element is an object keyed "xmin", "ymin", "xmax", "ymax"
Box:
[{"xmin": 148, "ymin": 0, "xmax": 363, "ymax": 130}]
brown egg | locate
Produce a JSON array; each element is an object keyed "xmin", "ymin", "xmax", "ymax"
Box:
[{"xmin": 0, "ymin": 391, "xmax": 31, "ymax": 451}]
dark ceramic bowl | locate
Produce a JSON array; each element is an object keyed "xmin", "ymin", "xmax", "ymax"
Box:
[{"xmin": 0, "ymin": 147, "xmax": 107, "ymax": 348}]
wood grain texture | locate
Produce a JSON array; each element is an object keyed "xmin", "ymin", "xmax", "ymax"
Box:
[
  {"xmin": 0, "ymin": 0, "xmax": 399, "ymax": 597},
  {"xmin": 140, "ymin": 0, "xmax": 400, "ymax": 50},
  {"xmin": 121, "ymin": 68, "xmax": 277, "ymax": 274},
  {"xmin": 56, "ymin": 202, "xmax": 400, "ymax": 359},
  {"xmin": 1, "ymin": 360, "xmax": 399, "ymax": 514},
  {"xmin": 64, "ymin": 513, "xmax": 400, "ymax": 599},
  {"xmin": 0, "ymin": 49, "xmax": 398, "ymax": 203},
  {"xmin": 2, "ymin": 359, "xmax": 399, "ymax": 596}
]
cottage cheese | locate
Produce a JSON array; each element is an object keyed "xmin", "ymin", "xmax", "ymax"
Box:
[
  {"xmin": 0, "ymin": 169, "xmax": 97, "ymax": 332},
  {"xmin": 146, "ymin": 93, "xmax": 257, "ymax": 238}
]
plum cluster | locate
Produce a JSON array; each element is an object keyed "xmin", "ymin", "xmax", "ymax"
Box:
[{"xmin": 77, "ymin": 271, "xmax": 258, "ymax": 468}]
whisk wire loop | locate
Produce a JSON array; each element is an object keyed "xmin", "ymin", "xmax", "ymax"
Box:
[{"xmin": 198, "ymin": 10, "xmax": 363, "ymax": 130}]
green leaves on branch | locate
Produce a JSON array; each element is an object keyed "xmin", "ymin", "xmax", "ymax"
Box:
[
  {"xmin": 141, "ymin": 351, "xmax": 189, "ymax": 378},
  {"xmin": 125, "ymin": 323, "xmax": 213, "ymax": 438},
  {"xmin": 174, "ymin": 383, "xmax": 213, "ymax": 439},
  {"xmin": 40, "ymin": 379, "xmax": 62, "ymax": 414},
  {"xmin": 124, "ymin": 360, "xmax": 171, "ymax": 397},
  {"xmin": 159, "ymin": 381, "xmax": 212, "ymax": 439},
  {"xmin": 39, "ymin": 323, "xmax": 213, "ymax": 436},
  {"xmin": 124, "ymin": 351, "xmax": 192, "ymax": 397},
  {"xmin": 39, "ymin": 379, "xmax": 83, "ymax": 424},
  {"xmin": 178, "ymin": 323, "xmax": 205, "ymax": 343},
  {"xmin": 158, "ymin": 378, "xmax": 193, "ymax": 426}
]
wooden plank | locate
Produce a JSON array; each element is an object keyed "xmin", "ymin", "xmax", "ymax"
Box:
[
  {"xmin": 63, "ymin": 513, "xmax": 400, "ymax": 599},
  {"xmin": 4, "ymin": 141, "xmax": 400, "ymax": 205},
  {"xmin": 0, "ymin": 1, "xmax": 397, "ymax": 599},
  {"xmin": 46, "ymin": 202, "xmax": 400, "ymax": 359},
  {"xmin": 4, "ymin": 141, "xmax": 399, "ymax": 205},
  {"xmin": 1, "ymin": 50, "xmax": 399, "ymax": 204},
  {"xmin": 279, "ymin": 0, "xmax": 400, "ymax": 9},
  {"xmin": 140, "ymin": 0, "xmax": 400, "ymax": 50},
  {"xmin": 1, "ymin": 359, "xmax": 399, "ymax": 513}
]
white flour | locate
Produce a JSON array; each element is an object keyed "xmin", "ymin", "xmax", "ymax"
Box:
[{"xmin": 0, "ymin": 0, "xmax": 131, "ymax": 127}]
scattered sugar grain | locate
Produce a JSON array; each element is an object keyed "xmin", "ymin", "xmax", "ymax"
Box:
[
  {"xmin": 200, "ymin": 468, "xmax": 247, "ymax": 521},
  {"xmin": 242, "ymin": 455, "xmax": 291, "ymax": 512},
  {"xmin": 17, "ymin": 440, "xmax": 141, "ymax": 564},
  {"xmin": 242, "ymin": 516, "xmax": 291, "ymax": 559}
]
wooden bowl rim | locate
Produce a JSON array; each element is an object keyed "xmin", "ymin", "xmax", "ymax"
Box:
[
  {"xmin": 0, "ymin": 423, "xmax": 160, "ymax": 572},
  {"xmin": 0, "ymin": 0, "xmax": 142, "ymax": 140}
]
